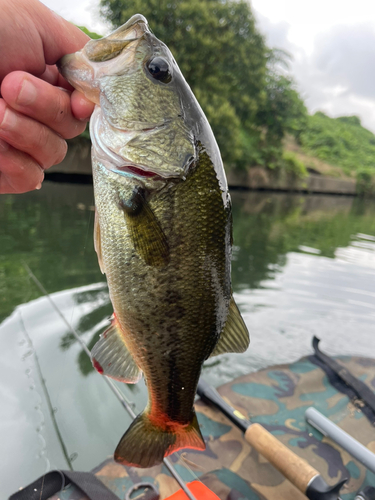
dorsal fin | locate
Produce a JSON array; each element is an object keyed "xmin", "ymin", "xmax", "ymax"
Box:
[
  {"xmin": 210, "ymin": 296, "xmax": 250, "ymax": 357},
  {"xmin": 119, "ymin": 187, "xmax": 170, "ymax": 268},
  {"xmin": 91, "ymin": 315, "xmax": 142, "ymax": 383}
]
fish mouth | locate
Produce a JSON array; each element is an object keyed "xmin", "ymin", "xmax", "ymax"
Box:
[
  {"xmin": 58, "ymin": 52, "xmax": 100, "ymax": 104},
  {"xmin": 58, "ymin": 14, "xmax": 150, "ymax": 103},
  {"xmin": 116, "ymin": 164, "xmax": 159, "ymax": 178}
]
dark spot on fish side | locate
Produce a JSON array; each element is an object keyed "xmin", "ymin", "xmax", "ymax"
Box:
[
  {"xmin": 93, "ymin": 358, "xmax": 104, "ymax": 374},
  {"xmin": 119, "ymin": 187, "xmax": 145, "ymax": 217}
]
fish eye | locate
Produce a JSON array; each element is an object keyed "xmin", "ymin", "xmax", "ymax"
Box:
[{"xmin": 146, "ymin": 57, "xmax": 172, "ymax": 84}]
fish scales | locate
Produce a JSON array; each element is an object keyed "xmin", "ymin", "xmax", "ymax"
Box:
[
  {"xmin": 93, "ymin": 148, "xmax": 231, "ymax": 423},
  {"xmin": 58, "ymin": 13, "xmax": 250, "ymax": 468}
]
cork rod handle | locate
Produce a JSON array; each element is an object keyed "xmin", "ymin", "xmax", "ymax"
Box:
[{"xmin": 245, "ymin": 423, "xmax": 318, "ymax": 493}]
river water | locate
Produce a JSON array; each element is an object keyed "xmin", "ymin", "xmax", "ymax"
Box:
[{"xmin": 1, "ymin": 182, "xmax": 375, "ymax": 497}]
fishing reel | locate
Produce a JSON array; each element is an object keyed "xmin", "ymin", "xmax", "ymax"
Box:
[{"xmin": 355, "ymin": 486, "xmax": 375, "ymax": 500}]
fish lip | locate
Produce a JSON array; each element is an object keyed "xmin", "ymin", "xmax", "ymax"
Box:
[
  {"xmin": 57, "ymin": 51, "xmax": 93, "ymax": 79},
  {"xmin": 112, "ymin": 13, "xmax": 148, "ymax": 33},
  {"xmin": 58, "ymin": 52, "xmax": 99, "ymax": 103}
]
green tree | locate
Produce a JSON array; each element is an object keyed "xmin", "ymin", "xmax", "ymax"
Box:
[
  {"xmin": 252, "ymin": 49, "xmax": 307, "ymax": 168},
  {"xmin": 300, "ymin": 112, "xmax": 375, "ymax": 177},
  {"xmin": 100, "ymin": 0, "xmax": 267, "ymax": 167}
]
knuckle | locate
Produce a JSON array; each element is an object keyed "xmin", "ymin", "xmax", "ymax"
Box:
[
  {"xmin": 36, "ymin": 126, "xmax": 51, "ymax": 156},
  {"xmin": 0, "ymin": 150, "xmax": 43, "ymax": 194},
  {"xmin": 51, "ymin": 90, "xmax": 71, "ymax": 126},
  {"xmin": 53, "ymin": 139, "xmax": 68, "ymax": 165},
  {"xmin": 36, "ymin": 127, "xmax": 67, "ymax": 168}
]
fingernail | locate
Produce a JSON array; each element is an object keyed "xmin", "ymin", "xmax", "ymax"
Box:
[
  {"xmin": 0, "ymin": 107, "xmax": 17, "ymax": 131},
  {"xmin": 36, "ymin": 166, "xmax": 44, "ymax": 190},
  {"xmin": 17, "ymin": 79, "xmax": 37, "ymax": 106},
  {"xmin": 0, "ymin": 138, "xmax": 9, "ymax": 151}
]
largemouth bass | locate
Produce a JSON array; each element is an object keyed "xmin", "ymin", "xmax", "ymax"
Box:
[{"xmin": 58, "ymin": 14, "xmax": 249, "ymax": 468}]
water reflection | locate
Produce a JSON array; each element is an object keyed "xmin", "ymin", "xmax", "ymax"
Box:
[
  {"xmin": 231, "ymin": 191, "xmax": 375, "ymax": 291},
  {"xmin": 59, "ymin": 287, "xmax": 112, "ymax": 376},
  {"xmin": 336, "ymin": 232, "xmax": 375, "ymax": 267},
  {"xmin": 1, "ymin": 183, "xmax": 375, "ymax": 497},
  {"xmin": 2, "ymin": 185, "xmax": 375, "ymax": 323},
  {"xmin": 0, "ymin": 183, "xmax": 102, "ymax": 323}
]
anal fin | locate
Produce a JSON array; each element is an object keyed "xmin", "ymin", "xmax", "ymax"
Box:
[
  {"xmin": 91, "ymin": 315, "xmax": 142, "ymax": 383},
  {"xmin": 210, "ymin": 296, "xmax": 250, "ymax": 357}
]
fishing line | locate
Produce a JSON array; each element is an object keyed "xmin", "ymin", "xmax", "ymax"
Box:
[
  {"xmin": 23, "ymin": 263, "xmax": 199, "ymax": 500},
  {"xmin": 68, "ymin": 199, "xmax": 95, "ymax": 337},
  {"xmin": 175, "ymin": 452, "xmax": 206, "ymax": 485},
  {"xmin": 18, "ymin": 312, "xmax": 57, "ymax": 470}
]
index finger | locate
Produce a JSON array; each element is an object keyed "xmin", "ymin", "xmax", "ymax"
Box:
[{"xmin": 1, "ymin": 71, "xmax": 94, "ymax": 139}]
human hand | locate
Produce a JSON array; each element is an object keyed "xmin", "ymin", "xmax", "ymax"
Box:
[{"xmin": 0, "ymin": 0, "xmax": 96, "ymax": 194}]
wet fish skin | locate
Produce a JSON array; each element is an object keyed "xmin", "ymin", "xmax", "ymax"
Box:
[{"xmin": 58, "ymin": 14, "xmax": 249, "ymax": 468}]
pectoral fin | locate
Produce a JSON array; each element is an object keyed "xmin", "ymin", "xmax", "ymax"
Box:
[
  {"xmin": 210, "ymin": 296, "xmax": 250, "ymax": 357},
  {"xmin": 94, "ymin": 209, "xmax": 105, "ymax": 274},
  {"xmin": 119, "ymin": 187, "xmax": 170, "ymax": 267},
  {"xmin": 91, "ymin": 315, "xmax": 142, "ymax": 383}
]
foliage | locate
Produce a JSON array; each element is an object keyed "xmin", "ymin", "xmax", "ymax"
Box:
[
  {"xmin": 77, "ymin": 26, "xmax": 102, "ymax": 39},
  {"xmin": 99, "ymin": 0, "xmax": 306, "ymax": 169},
  {"xmin": 253, "ymin": 62, "xmax": 307, "ymax": 168},
  {"xmin": 299, "ymin": 112, "xmax": 375, "ymax": 178},
  {"xmin": 282, "ymin": 151, "xmax": 307, "ymax": 178},
  {"xmin": 356, "ymin": 168, "xmax": 375, "ymax": 196}
]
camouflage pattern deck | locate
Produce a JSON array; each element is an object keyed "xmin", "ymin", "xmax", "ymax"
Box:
[{"xmin": 50, "ymin": 356, "xmax": 375, "ymax": 500}]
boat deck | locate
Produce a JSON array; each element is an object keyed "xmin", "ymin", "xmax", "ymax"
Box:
[{"xmin": 48, "ymin": 355, "xmax": 375, "ymax": 500}]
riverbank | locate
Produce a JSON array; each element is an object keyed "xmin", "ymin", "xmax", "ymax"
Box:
[
  {"xmin": 227, "ymin": 167, "xmax": 356, "ymax": 195},
  {"xmin": 50, "ymin": 139, "xmax": 357, "ymax": 195}
]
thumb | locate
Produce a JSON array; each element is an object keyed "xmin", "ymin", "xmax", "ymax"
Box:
[{"xmin": 33, "ymin": 2, "xmax": 91, "ymax": 64}]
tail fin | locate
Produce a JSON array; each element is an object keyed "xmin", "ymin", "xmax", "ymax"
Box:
[{"xmin": 114, "ymin": 411, "xmax": 205, "ymax": 468}]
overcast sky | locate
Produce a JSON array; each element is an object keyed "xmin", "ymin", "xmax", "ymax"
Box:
[{"xmin": 41, "ymin": 0, "xmax": 375, "ymax": 133}]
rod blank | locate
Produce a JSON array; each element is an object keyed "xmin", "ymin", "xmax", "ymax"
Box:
[{"xmin": 305, "ymin": 407, "xmax": 375, "ymax": 474}]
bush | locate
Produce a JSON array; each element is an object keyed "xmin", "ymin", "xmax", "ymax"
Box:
[
  {"xmin": 282, "ymin": 151, "xmax": 307, "ymax": 178},
  {"xmin": 300, "ymin": 112, "xmax": 375, "ymax": 177},
  {"xmin": 356, "ymin": 168, "xmax": 375, "ymax": 196}
]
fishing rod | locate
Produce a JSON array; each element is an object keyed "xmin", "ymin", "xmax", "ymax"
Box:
[
  {"xmin": 306, "ymin": 407, "xmax": 375, "ymax": 474},
  {"xmin": 24, "ymin": 263, "xmax": 199, "ymax": 500},
  {"xmin": 197, "ymin": 378, "xmax": 347, "ymax": 500}
]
